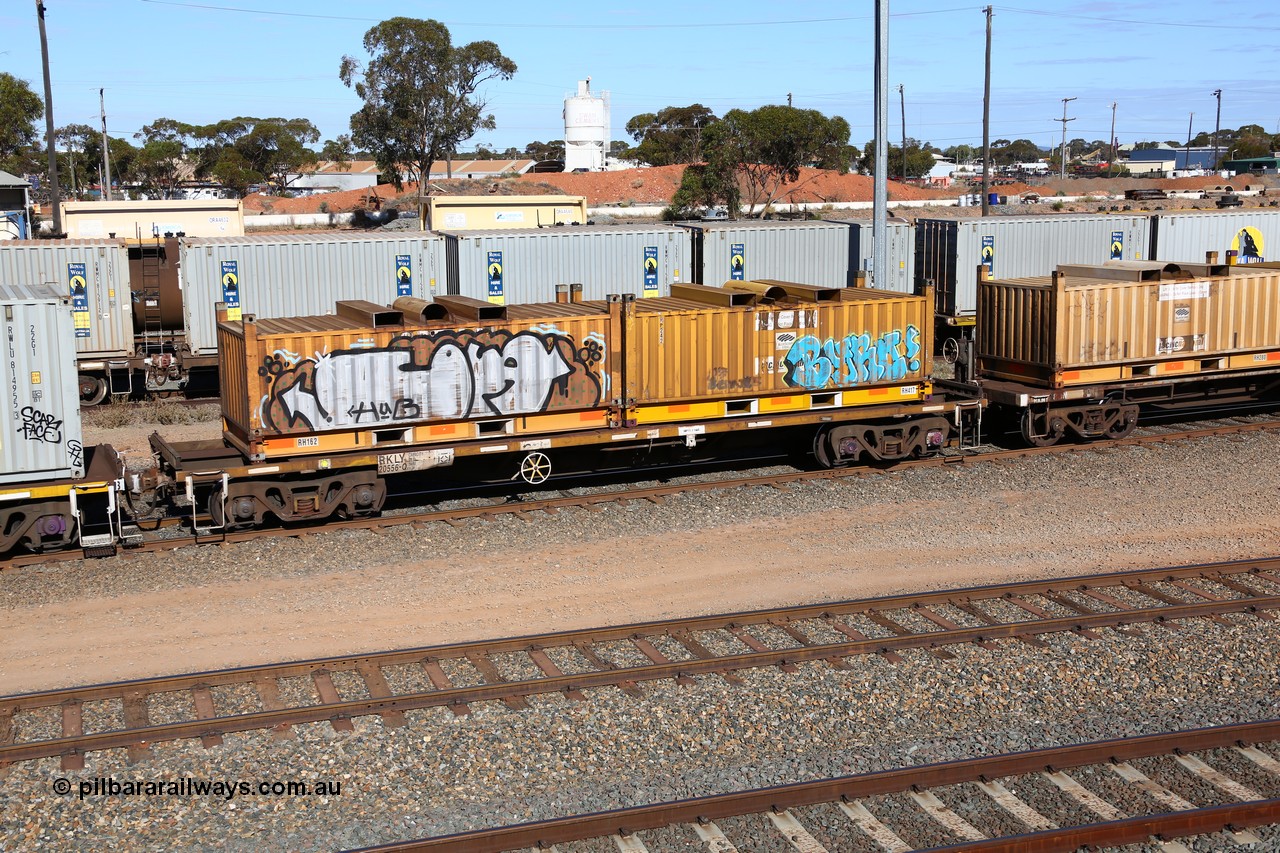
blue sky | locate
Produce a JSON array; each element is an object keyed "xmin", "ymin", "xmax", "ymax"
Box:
[{"xmin": 5, "ymin": 1, "xmax": 1280, "ymax": 156}]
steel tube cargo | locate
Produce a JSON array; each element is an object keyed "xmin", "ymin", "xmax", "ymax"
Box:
[
  {"xmin": 915, "ymin": 214, "xmax": 1152, "ymax": 321},
  {"xmin": 0, "ymin": 239, "xmax": 132, "ymax": 360},
  {"xmin": 1150, "ymin": 209, "xmax": 1280, "ymax": 266},
  {"xmin": 443, "ymin": 224, "xmax": 689, "ymax": 305},
  {"xmin": 977, "ymin": 262, "xmax": 1280, "ymax": 387},
  {"xmin": 0, "ymin": 285, "xmax": 85, "ymax": 483},
  {"xmin": 678, "ymin": 220, "xmax": 852, "ymax": 289},
  {"xmin": 179, "ymin": 231, "xmax": 448, "ymax": 355}
]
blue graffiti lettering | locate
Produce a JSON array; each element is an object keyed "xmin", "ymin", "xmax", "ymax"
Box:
[{"xmin": 782, "ymin": 325, "xmax": 922, "ymax": 390}]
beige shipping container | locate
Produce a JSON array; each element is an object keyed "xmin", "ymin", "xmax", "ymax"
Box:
[
  {"xmin": 61, "ymin": 199, "xmax": 245, "ymax": 240},
  {"xmin": 626, "ymin": 286, "xmax": 932, "ymax": 407},
  {"xmin": 978, "ymin": 261, "xmax": 1280, "ymax": 387},
  {"xmin": 219, "ymin": 298, "xmax": 621, "ymax": 460},
  {"xmin": 420, "ymin": 195, "xmax": 587, "ymax": 231}
]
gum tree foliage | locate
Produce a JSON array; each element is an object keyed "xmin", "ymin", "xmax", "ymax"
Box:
[
  {"xmin": 0, "ymin": 72, "xmax": 44, "ymax": 175},
  {"xmin": 700, "ymin": 105, "xmax": 853, "ymax": 217},
  {"xmin": 54, "ymin": 124, "xmax": 100, "ymax": 196},
  {"xmin": 339, "ymin": 17, "xmax": 517, "ymax": 207},
  {"xmin": 858, "ymin": 137, "xmax": 937, "ymax": 178},
  {"xmin": 625, "ymin": 104, "xmax": 718, "ymax": 166},
  {"xmin": 134, "ymin": 117, "xmax": 322, "ymax": 196}
]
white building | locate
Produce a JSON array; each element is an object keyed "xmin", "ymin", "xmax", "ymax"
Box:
[{"xmin": 563, "ymin": 78, "xmax": 610, "ymax": 172}]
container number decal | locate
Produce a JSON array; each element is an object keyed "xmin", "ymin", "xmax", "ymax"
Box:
[
  {"xmin": 378, "ymin": 448, "xmax": 454, "ymax": 474},
  {"xmin": 486, "ymin": 251, "xmax": 504, "ymax": 305},
  {"xmin": 395, "ymin": 254, "xmax": 412, "ymax": 297},
  {"xmin": 67, "ymin": 262, "xmax": 90, "ymax": 338},
  {"xmin": 295, "ymin": 436, "xmax": 319, "ymax": 448},
  {"xmin": 221, "ymin": 260, "xmax": 241, "ymax": 321},
  {"xmin": 730, "ymin": 243, "xmax": 745, "ymax": 280},
  {"xmin": 643, "ymin": 246, "xmax": 659, "ymax": 297}
]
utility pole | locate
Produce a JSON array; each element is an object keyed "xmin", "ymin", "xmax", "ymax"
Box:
[
  {"xmin": 1055, "ymin": 96, "xmax": 1077, "ymax": 180},
  {"xmin": 1109, "ymin": 102, "xmax": 1117, "ymax": 175},
  {"xmin": 35, "ymin": 0, "xmax": 62, "ymax": 235},
  {"xmin": 981, "ymin": 5, "xmax": 992, "ymax": 216},
  {"xmin": 872, "ymin": 0, "xmax": 888, "ymax": 289},
  {"xmin": 1211, "ymin": 89, "xmax": 1222, "ymax": 172},
  {"xmin": 100, "ymin": 88, "xmax": 112, "ymax": 201},
  {"xmin": 898, "ymin": 83, "xmax": 906, "ymax": 182},
  {"xmin": 1184, "ymin": 112, "xmax": 1194, "ymax": 171},
  {"xmin": 787, "ymin": 92, "xmax": 792, "ymax": 108}
]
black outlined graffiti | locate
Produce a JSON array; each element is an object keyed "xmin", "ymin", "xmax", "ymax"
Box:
[{"xmin": 18, "ymin": 406, "xmax": 63, "ymax": 444}]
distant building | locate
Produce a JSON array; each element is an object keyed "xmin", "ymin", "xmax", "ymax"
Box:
[
  {"xmin": 1128, "ymin": 145, "xmax": 1219, "ymax": 171},
  {"xmin": 0, "ymin": 170, "xmax": 31, "ymax": 211},
  {"xmin": 563, "ymin": 78, "xmax": 610, "ymax": 172},
  {"xmin": 286, "ymin": 159, "xmax": 537, "ymax": 193},
  {"xmin": 1223, "ymin": 155, "xmax": 1280, "ymax": 175}
]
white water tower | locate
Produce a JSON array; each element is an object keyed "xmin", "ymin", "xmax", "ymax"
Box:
[{"xmin": 563, "ymin": 78, "xmax": 610, "ymax": 172}]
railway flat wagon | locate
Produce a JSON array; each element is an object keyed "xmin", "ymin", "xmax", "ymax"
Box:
[
  {"xmin": 915, "ymin": 214, "xmax": 1152, "ymax": 333},
  {"xmin": 975, "ymin": 260, "xmax": 1280, "ymax": 445},
  {"xmin": 442, "ymin": 224, "xmax": 690, "ymax": 304}
]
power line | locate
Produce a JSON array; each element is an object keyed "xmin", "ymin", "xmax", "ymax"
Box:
[{"xmin": 997, "ymin": 6, "xmax": 1280, "ymax": 31}]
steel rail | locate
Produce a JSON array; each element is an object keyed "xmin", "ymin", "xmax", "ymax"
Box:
[
  {"xmin": 3, "ymin": 567, "xmax": 1277, "ymax": 764},
  {"xmin": 343, "ymin": 719, "xmax": 1280, "ymax": 852},
  {"xmin": 4, "ymin": 414, "xmax": 1278, "ymax": 570}
]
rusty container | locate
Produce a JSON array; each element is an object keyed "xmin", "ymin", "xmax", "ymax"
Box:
[
  {"xmin": 977, "ymin": 261, "xmax": 1280, "ymax": 387},
  {"xmin": 219, "ymin": 298, "xmax": 623, "ymax": 459},
  {"xmin": 625, "ymin": 283, "xmax": 932, "ymax": 405}
]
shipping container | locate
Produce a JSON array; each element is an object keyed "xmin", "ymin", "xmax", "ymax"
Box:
[
  {"xmin": 915, "ymin": 214, "xmax": 1152, "ymax": 321},
  {"xmin": 1150, "ymin": 209, "xmax": 1280, "ymax": 265},
  {"xmin": 421, "ymin": 195, "xmax": 588, "ymax": 231},
  {"xmin": 0, "ymin": 239, "xmax": 133, "ymax": 360},
  {"xmin": 678, "ymin": 220, "xmax": 851, "ymax": 289},
  {"xmin": 977, "ymin": 262, "xmax": 1280, "ymax": 387},
  {"xmin": 826, "ymin": 218, "xmax": 915, "ymax": 292},
  {"xmin": 443, "ymin": 224, "xmax": 690, "ymax": 304},
  {"xmin": 179, "ymin": 231, "xmax": 448, "ymax": 355},
  {"xmin": 0, "ymin": 284, "xmax": 85, "ymax": 483},
  {"xmin": 218, "ymin": 298, "xmax": 620, "ymax": 459},
  {"xmin": 62, "ymin": 199, "xmax": 244, "ymax": 240},
  {"xmin": 627, "ymin": 287, "xmax": 931, "ymax": 411}
]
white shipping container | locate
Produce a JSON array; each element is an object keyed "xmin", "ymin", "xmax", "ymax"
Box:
[
  {"xmin": 915, "ymin": 214, "xmax": 1152, "ymax": 318},
  {"xmin": 443, "ymin": 224, "xmax": 690, "ymax": 304},
  {"xmin": 679, "ymin": 220, "xmax": 851, "ymax": 289},
  {"xmin": 179, "ymin": 231, "xmax": 447, "ymax": 355},
  {"xmin": 1150, "ymin": 209, "xmax": 1280, "ymax": 266},
  {"xmin": 0, "ymin": 239, "xmax": 132, "ymax": 359},
  {"xmin": 0, "ymin": 284, "xmax": 85, "ymax": 483},
  {"xmin": 827, "ymin": 218, "xmax": 915, "ymax": 292}
]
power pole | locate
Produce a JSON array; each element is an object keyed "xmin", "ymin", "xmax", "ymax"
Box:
[
  {"xmin": 35, "ymin": 0, "xmax": 62, "ymax": 235},
  {"xmin": 1184, "ymin": 112, "xmax": 1194, "ymax": 170},
  {"xmin": 898, "ymin": 83, "xmax": 906, "ymax": 182},
  {"xmin": 1056, "ymin": 96, "xmax": 1077, "ymax": 180},
  {"xmin": 787, "ymin": 92, "xmax": 792, "ymax": 108},
  {"xmin": 100, "ymin": 88, "xmax": 113, "ymax": 201},
  {"xmin": 1109, "ymin": 102, "xmax": 1117, "ymax": 175},
  {"xmin": 981, "ymin": 5, "xmax": 992, "ymax": 216},
  {"xmin": 1211, "ymin": 89, "xmax": 1222, "ymax": 172},
  {"xmin": 872, "ymin": 0, "xmax": 888, "ymax": 289}
]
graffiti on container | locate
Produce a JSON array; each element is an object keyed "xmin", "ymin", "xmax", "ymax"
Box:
[
  {"xmin": 707, "ymin": 368, "xmax": 760, "ymax": 392},
  {"xmin": 67, "ymin": 439, "xmax": 83, "ymax": 468},
  {"xmin": 17, "ymin": 406, "xmax": 63, "ymax": 444},
  {"xmin": 259, "ymin": 329, "xmax": 605, "ymax": 433},
  {"xmin": 782, "ymin": 325, "xmax": 922, "ymax": 390}
]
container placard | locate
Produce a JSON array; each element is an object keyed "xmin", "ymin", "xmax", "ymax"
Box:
[
  {"xmin": 1110, "ymin": 231, "xmax": 1123, "ymax": 260},
  {"xmin": 730, "ymin": 243, "xmax": 745, "ymax": 280},
  {"xmin": 486, "ymin": 251, "xmax": 504, "ymax": 305},
  {"xmin": 221, "ymin": 260, "xmax": 241, "ymax": 321},
  {"xmin": 981, "ymin": 236, "xmax": 995, "ymax": 277},
  {"xmin": 395, "ymin": 254, "xmax": 412, "ymax": 297},
  {"xmin": 67, "ymin": 262, "xmax": 90, "ymax": 338},
  {"xmin": 1158, "ymin": 282, "xmax": 1210, "ymax": 302},
  {"xmin": 643, "ymin": 246, "xmax": 659, "ymax": 297}
]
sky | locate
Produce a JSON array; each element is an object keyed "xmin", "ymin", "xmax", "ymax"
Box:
[{"xmin": 5, "ymin": 1, "xmax": 1280, "ymax": 158}]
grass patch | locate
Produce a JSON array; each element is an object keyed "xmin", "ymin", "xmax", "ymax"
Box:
[{"xmin": 86, "ymin": 398, "xmax": 221, "ymax": 429}]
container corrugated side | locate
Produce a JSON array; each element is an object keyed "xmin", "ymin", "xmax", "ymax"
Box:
[
  {"xmin": 1150, "ymin": 209, "xmax": 1280, "ymax": 265},
  {"xmin": 628, "ymin": 290, "xmax": 931, "ymax": 403},
  {"xmin": 0, "ymin": 284, "xmax": 85, "ymax": 483},
  {"xmin": 680, "ymin": 221, "xmax": 851, "ymax": 289},
  {"xmin": 180, "ymin": 232, "xmax": 448, "ymax": 355},
  {"xmin": 444, "ymin": 225, "xmax": 690, "ymax": 304},
  {"xmin": 217, "ymin": 317, "xmax": 250, "ymax": 440},
  {"xmin": 916, "ymin": 215, "xmax": 1151, "ymax": 318},
  {"xmin": 827, "ymin": 219, "xmax": 915, "ymax": 292},
  {"xmin": 979, "ymin": 269, "xmax": 1280, "ymax": 380},
  {"xmin": 229, "ymin": 309, "xmax": 617, "ymax": 444},
  {"xmin": 0, "ymin": 239, "xmax": 132, "ymax": 359}
]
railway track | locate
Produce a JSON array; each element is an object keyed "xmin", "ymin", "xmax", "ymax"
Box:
[
  {"xmin": 6, "ymin": 412, "xmax": 1279, "ymax": 571},
  {"xmin": 2, "ymin": 558, "xmax": 1278, "ymax": 770},
  {"xmin": 347, "ymin": 719, "xmax": 1280, "ymax": 852}
]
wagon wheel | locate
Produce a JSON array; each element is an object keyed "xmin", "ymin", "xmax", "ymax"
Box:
[
  {"xmin": 517, "ymin": 451, "xmax": 552, "ymax": 485},
  {"xmin": 78, "ymin": 374, "xmax": 108, "ymax": 406},
  {"xmin": 1104, "ymin": 408, "xmax": 1138, "ymax": 440},
  {"xmin": 1020, "ymin": 409, "xmax": 1064, "ymax": 447}
]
